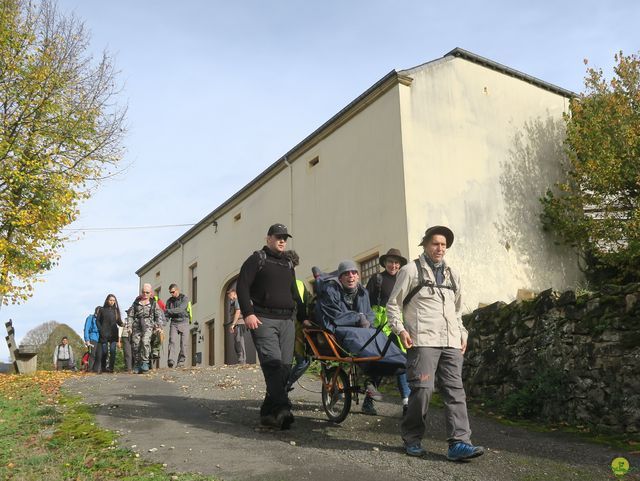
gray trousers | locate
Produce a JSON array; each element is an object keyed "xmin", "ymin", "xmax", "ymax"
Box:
[
  {"xmin": 250, "ymin": 316, "xmax": 295, "ymax": 417},
  {"xmin": 234, "ymin": 324, "xmax": 247, "ymax": 364},
  {"xmin": 402, "ymin": 347, "xmax": 471, "ymax": 446},
  {"xmin": 168, "ymin": 321, "xmax": 189, "ymax": 365},
  {"xmin": 121, "ymin": 336, "xmax": 133, "ymax": 371}
]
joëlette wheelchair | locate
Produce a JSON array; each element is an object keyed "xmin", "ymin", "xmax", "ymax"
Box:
[{"xmin": 302, "ymin": 326, "xmax": 395, "ymax": 423}]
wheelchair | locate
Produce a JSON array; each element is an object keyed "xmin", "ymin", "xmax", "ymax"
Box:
[{"xmin": 302, "ymin": 327, "xmax": 394, "ymax": 423}]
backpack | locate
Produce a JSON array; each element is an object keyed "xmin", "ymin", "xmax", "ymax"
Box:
[
  {"xmin": 403, "ymin": 259, "xmax": 457, "ymax": 307},
  {"xmin": 309, "ymin": 268, "xmax": 339, "ymax": 329}
]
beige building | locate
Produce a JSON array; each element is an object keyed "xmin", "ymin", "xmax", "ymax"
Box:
[{"xmin": 136, "ymin": 48, "xmax": 582, "ymax": 367}]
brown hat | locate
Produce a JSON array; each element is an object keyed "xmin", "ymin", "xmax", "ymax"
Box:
[
  {"xmin": 379, "ymin": 248, "xmax": 407, "ymax": 267},
  {"xmin": 419, "ymin": 225, "xmax": 454, "ymax": 248}
]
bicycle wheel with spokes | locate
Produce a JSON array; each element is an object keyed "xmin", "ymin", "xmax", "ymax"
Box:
[{"xmin": 321, "ymin": 366, "xmax": 352, "ymax": 423}]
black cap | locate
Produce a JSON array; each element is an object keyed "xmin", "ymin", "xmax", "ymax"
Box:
[
  {"xmin": 419, "ymin": 225, "xmax": 454, "ymax": 248},
  {"xmin": 267, "ymin": 223, "xmax": 292, "ymax": 238}
]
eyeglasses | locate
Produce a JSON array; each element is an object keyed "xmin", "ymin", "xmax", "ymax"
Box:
[
  {"xmin": 142, "ymin": 290, "xmax": 151, "ymax": 294},
  {"xmin": 169, "ymin": 290, "xmax": 176, "ymax": 294},
  {"xmin": 342, "ymin": 270, "xmax": 358, "ymax": 276}
]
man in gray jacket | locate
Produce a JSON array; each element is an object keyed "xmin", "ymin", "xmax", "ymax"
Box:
[
  {"xmin": 387, "ymin": 225, "xmax": 484, "ymax": 461},
  {"xmin": 166, "ymin": 283, "xmax": 191, "ymax": 368}
]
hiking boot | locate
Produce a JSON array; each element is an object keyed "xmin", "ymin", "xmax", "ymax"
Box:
[
  {"xmin": 260, "ymin": 414, "xmax": 282, "ymax": 429},
  {"xmin": 447, "ymin": 442, "xmax": 484, "ymax": 461},
  {"xmin": 139, "ymin": 362, "xmax": 149, "ymax": 373},
  {"xmin": 402, "ymin": 404, "xmax": 408, "ymax": 416},
  {"xmin": 405, "ymin": 442, "xmax": 427, "ymax": 457},
  {"xmin": 365, "ymin": 383, "xmax": 383, "ymax": 401},
  {"xmin": 279, "ymin": 409, "xmax": 295, "ymax": 430},
  {"xmin": 361, "ymin": 395, "xmax": 377, "ymax": 416},
  {"xmin": 167, "ymin": 360, "xmax": 174, "ymax": 368}
]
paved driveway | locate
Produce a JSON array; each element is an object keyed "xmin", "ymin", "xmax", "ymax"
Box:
[{"xmin": 64, "ymin": 365, "xmax": 639, "ymax": 481}]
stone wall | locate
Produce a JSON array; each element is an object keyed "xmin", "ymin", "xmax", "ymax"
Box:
[{"xmin": 462, "ymin": 284, "xmax": 640, "ymax": 435}]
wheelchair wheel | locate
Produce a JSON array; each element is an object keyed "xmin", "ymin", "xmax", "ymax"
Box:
[{"xmin": 321, "ymin": 366, "xmax": 352, "ymax": 423}]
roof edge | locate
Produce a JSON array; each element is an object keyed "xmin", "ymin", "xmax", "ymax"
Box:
[
  {"xmin": 135, "ymin": 70, "xmax": 412, "ymax": 276},
  {"xmin": 444, "ymin": 47, "xmax": 576, "ymax": 98}
]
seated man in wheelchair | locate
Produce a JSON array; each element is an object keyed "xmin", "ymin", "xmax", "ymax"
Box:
[{"xmin": 315, "ymin": 260, "xmax": 406, "ymax": 411}]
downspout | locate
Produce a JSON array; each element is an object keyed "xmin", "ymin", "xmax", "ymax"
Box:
[{"xmin": 283, "ymin": 156, "xmax": 294, "ymax": 239}]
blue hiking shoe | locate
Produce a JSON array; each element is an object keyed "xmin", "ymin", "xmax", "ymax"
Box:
[
  {"xmin": 404, "ymin": 443, "xmax": 427, "ymax": 457},
  {"xmin": 139, "ymin": 362, "xmax": 149, "ymax": 373},
  {"xmin": 447, "ymin": 442, "xmax": 484, "ymax": 461}
]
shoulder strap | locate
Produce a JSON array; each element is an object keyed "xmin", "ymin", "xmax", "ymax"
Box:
[
  {"xmin": 254, "ymin": 250, "xmax": 266, "ymax": 271},
  {"xmin": 403, "ymin": 258, "xmax": 433, "ymax": 307},
  {"xmin": 446, "ymin": 266, "xmax": 458, "ymax": 294}
]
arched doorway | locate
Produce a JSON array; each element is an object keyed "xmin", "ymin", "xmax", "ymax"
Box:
[{"xmin": 223, "ymin": 278, "xmax": 256, "ymax": 365}]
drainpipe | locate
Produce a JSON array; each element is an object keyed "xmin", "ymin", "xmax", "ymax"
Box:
[{"xmin": 283, "ymin": 156, "xmax": 293, "ymax": 240}]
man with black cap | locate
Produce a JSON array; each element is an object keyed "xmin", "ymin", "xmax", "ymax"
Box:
[
  {"xmin": 236, "ymin": 223, "xmax": 301, "ymax": 429},
  {"xmin": 387, "ymin": 226, "xmax": 484, "ymax": 461}
]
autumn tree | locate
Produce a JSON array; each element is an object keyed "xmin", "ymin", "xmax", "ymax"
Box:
[
  {"xmin": 0, "ymin": 0, "xmax": 126, "ymax": 304},
  {"xmin": 541, "ymin": 51, "xmax": 640, "ymax": 284}
]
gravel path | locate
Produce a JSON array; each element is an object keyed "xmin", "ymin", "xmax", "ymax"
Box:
[{"xmin": 64, "ymin": 365, "xmax": 639, "ymax": 481}]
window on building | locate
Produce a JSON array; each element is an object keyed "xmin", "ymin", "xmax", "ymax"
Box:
[
  {"xmin": 308, "ymin": 156, "xmax": 319, "ymax": 167},
  {"xmin": 359, "ymin": 254, "xmax": 380, "ymax": 287},
  {"xmin": 190, "ymin": 264, "xmax": 198, "ymax": 304}
]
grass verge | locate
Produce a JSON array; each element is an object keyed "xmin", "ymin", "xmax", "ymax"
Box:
[{"xmin": 0, "ymin": 371, "xmax": 217, "ymax": 481}]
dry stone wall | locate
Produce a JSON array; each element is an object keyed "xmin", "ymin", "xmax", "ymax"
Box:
[{"xmin": 462, "ymin": 284, "xmax": 640, "ymax": 435}]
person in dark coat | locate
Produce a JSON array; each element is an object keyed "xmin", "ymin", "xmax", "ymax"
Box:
[
  {"xmin": 96, "ymin": 294, "xmax": 123, "ymax": 373},
  {"xmin": 316, "ymin": 260, "xmax": 406, "ymax": 410},
  {"xmin": 236, "ymin": 223, "xmax": 304, "ymax": 430}
]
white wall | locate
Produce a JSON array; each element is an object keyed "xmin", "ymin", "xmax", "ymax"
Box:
[{"xmin": 400, "ymin": 56, "xmax": 582, "ymax": 311}]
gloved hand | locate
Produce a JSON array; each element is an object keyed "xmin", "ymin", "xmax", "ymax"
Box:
[{"xmin": 358, "ymin": 313, "xmax": 370, "ymax": 329}]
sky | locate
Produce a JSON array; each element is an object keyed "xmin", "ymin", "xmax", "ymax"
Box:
[{"xmin": 1, "ymin": 0, "xmax": 639, "ymax": 361}]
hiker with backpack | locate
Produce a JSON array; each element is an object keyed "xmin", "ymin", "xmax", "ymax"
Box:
[
  {"xmin": 225, "ymin": 288, "xmax": 247, "ymax": 364},
  {"xmin": 386, "ymin": 225, "xmax": 484, "ymax": 461},
  {"xmin": 283, "ymin": 250, "xmax": 313, "ymax": 392},
  {"xmin": 365, "ymin": 248, "xmax": 411, "ymax": 416},
  {"xmin": 165, "ymin": 283, "xmax": 192, "ymax": 368},
  {"xmin": 236, "ymin": 223, "xmax": 304, "ymax": 430},
  {"xmin": 53, "ymin": 336, "xmax": 76, "ymax": 371},
  {"xmin": 83, "ymin": 306, "xmax": 101, "ymax": 372},
  {"xmin": 126, "ymin": 283, "xmax": 165, "ymax": 374}
]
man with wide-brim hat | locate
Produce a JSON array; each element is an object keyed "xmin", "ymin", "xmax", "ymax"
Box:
[
  {"xmin": 365, "ymin": 248, "xmax": 410, "ymax": 416},
  {"xmin": 386, "ymin": 225, "xmax": 484, "ymax": 461},
  {"xmin": 379, "ymin": 248, "xmax": 408, "ymax": 268}
]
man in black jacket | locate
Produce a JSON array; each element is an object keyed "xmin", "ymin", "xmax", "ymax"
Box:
[
  {"xmin": 236, "ymin": 223, "xmax": 301, "ymax": 429},
  {"xmin": 165, "ymin": 283, "xmax": 190, "ymax": 368}
]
